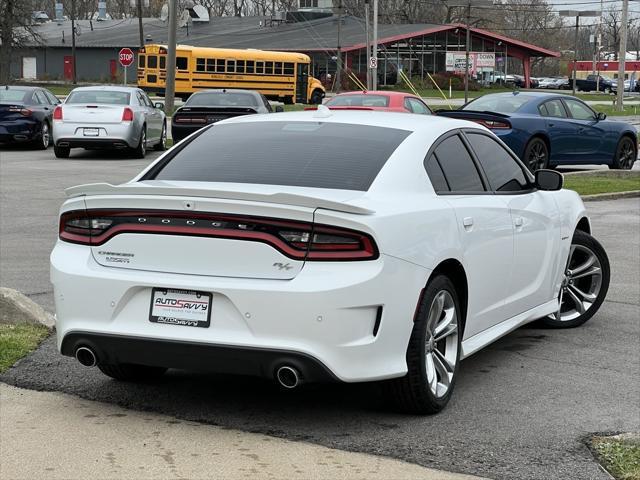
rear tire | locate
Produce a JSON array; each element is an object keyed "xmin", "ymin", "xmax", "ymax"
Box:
[
  {"xmin": 611, "ymin": 136, "xmax": 636, "ymax": 170},
  {"xmin": 523, "ymin": 137, "xmax": 549, "ymax": 172},
  {"xmin": 54, "ymin": 145, "xmax": 70, "ymax": 158},
  {"xmin": 154, "ymin": 122, "xmax": 167, "ymax": 151},
  {"xmin": 98, "ymin": 363, "xmax": 167, "ymax": 381},
  {"xmin": 384, "ymin": 275, "xmax": 462, "ymax": 414},
  {"xmin": 132, "ymin": 127, "xmax": 146, "ymax": 158},
  {"xmin": 35, "ymin": 121, "xmax": 51, "ymax": 150}
]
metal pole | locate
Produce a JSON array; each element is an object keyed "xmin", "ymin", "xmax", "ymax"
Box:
[
  {"xmin": 464, "ymin": 1, "xmax": 470, "ymax": 103},
  {"xmin": 137, "ymin": 0, "xmax": 144, "ymax": 48},
  {"xmin": 364, "ymin": 0, "xmax": 371, "ymax": 90},
  {"xmin": 616, "ymin": 0, "xmax": 628, "ymax": 111},
  {"xmin": 165, "ymin": 0, "xmax": 178, "ymax": 115},
  {"xmin": 336, "ymin": 2, "xmax": 343, "ymax": 93},
  {"xmin": 372, "ymin": 0, "xmax": 378, "ymax": 90},
  {"xmin": 572, "ymin": 15, "xmax": 579, "ymax": 96},
  {"xmin": 71, "ymin": 0, "xmax": 77, "ymax": 84}
]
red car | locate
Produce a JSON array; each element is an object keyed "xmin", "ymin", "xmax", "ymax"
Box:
[{"xmin": 322, "ymin": 91, "xmax": 432, "ymax": 114}]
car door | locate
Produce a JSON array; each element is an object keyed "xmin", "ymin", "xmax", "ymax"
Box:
[
  {"xmin": 136, "ymin": 90, "xmax": 160, "ymax": 141},
  {"xmin": 538, "ymin": 98, "xmax": 576, "ymax": 162},
  {"xmin": 464, "ymin": 130, "xmax": 561, "ymax": 318},
  {"xmin": 143, "ymin": 91, "xmax": 164, "ymax": 139},
  {"xmin": 425, "ymin": 132, "xmax": 514, "ymax": 338},
  {"xmin": 561, "ymin": 98, "xmax": 606, "ymax": 161},
  {"xmin": 32, "ymin": 90, "xmax": 52, "ymax": 120}
]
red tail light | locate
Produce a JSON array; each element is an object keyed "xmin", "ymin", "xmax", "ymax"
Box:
[
  {"xmin": 53, "ymin": 106, "xmax": 63, "ymax": 120},
  {"xmin": 9, "ymin": 107, "xmax": 33, "ymax": 116},
  {"xmin": 122, "ymin": 107, "xmax": 134, "ymax": 122},
  {"xmin": 174, "ymin": 115, "xmax": 206, "ymax": 124},
  {"xmin": 473, "ymin": 119, "xmax": 511, "ymax": 129},
  {"xmin": 59, "ymin": 210, "xmax": 378, "ymax": 261}
]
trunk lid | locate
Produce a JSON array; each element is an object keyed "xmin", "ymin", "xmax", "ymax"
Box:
[
  {"xmin": 0, "ymin": 104, "xmax": 28, "ymax": 122},
  {"xmin": 61, "ymin": 104, "xmax": 126, "ymax": 124}
]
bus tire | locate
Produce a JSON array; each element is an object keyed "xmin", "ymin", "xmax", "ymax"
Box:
[
  {"xmin": 310, "ymin": 89, "xmax": 324, "ymax": 105},
  {"xmin": 283, "ymin": 96, "xmax": 294, "ymax": 105}
]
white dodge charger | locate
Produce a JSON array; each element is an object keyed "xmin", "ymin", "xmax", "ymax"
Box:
[{"xmin": 51, "ymin": 109, "xmax": 610, "ymax": 413}]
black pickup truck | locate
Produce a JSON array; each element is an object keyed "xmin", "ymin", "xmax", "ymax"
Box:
[{"xmin": 569, "ymin": 74, "xmax": 614, "ymax": 92}]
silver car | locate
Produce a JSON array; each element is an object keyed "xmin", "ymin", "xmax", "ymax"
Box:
[{"xmin": 52, "ymin": 86, "xmax": 166, "ymax": 158}]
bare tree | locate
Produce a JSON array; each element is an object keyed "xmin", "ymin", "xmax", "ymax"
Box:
[{"xmin": 0, "ymin": 0, "xmax": 40, "ymax": 83}]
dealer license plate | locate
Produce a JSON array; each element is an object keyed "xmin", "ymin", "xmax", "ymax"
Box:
[
  {"xmin": 83, "ymin": 128, "xmax": 99, "ymax": 136},
  {"xmin": 149, "ymin": 288, "xmax": 212, "ymax": 328}
]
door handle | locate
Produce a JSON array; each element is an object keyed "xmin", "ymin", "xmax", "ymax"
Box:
[
  {"xmin": 514, "ymin": 216, "xmax": 524, "ymax": 229},
  {"xmin": 463, "ymin": 217, "xmax": 474, "ymax": 230}
]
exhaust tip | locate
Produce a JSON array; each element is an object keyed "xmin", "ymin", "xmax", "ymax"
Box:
[
  {"xmin": 75, "ymin": 346, "xmax": 97, "ymax": 367},
  {"xmin": 276, "ymin": 365, "xmax": 301, "ymax": 389}
]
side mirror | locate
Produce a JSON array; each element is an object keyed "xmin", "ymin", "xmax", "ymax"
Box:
[
  {"xmin": 596, "ymin": 111, "xmax": 607, "ymax": 121},
  {"xmin": 535, "ymin": 169, "xmax": 563, "ymax": 191},
  {"xmin": 275, "ymin": 105, "xmax": 284, "ymax": 113},
  {"xmin": 154, "ymin": 102, "xmax": 165, "ymax": 110}
]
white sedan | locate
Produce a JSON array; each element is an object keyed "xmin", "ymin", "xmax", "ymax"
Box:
[
  {"xmin": 50, "ymin": 109, "xmax": 610, "ymax": 413},
  {"xmin": 52, "ymin": 86, "xmax": 167, "ymax": 158}
]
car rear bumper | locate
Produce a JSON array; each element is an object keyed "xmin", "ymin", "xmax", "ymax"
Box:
[
  {"xmin": 0, "ymin": 121, "xmax": 41, "ymax": 143},
  {"xmin": 54, "ymin": 137, "xmax": 132, "ymax": 149},
  {"xmin": 171, "ymin": 123, "xmax": 205, "ymax": 142},
  {"xmin": 51, "ymin": 241, "xmax": 429, "ymax": 382},
  {"xmin": 53, "ymin": 121, "xmax": 138, "ymax": 148}
]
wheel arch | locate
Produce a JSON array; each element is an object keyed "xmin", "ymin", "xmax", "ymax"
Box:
[
  {"xmin": 528, "ymin": 132, "xmax": 551, "ymax": 156},
  {"xmin": 428, "ymin": 258, "xmax": 468, "ymax": 332},
  {"xmin": 575, "ymin": 216, "xmax": 591, "ymax": 235}
]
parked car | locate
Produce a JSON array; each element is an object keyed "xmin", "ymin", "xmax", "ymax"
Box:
[
  {"xmin": 52, "ymin": 109, "xmax": 610, "ymax": 414},
  {"xmin": 52, "ymin": 86, "xmax": 166, "ymax": 158},
  {"xmin": 171, "ymin": 89, "xmax": 279, "ymax": 144},
  {"xmin": 0, "ymin": 85, "xmax": 60, "ymax": 149},
  {"xmin": 538, "ymin": 77, "xmax": 568, "ymax": 89},
  {"xmin": 323, "ymin": 91, "xmax": 432, "ymax": 114},
  {"xmin": 610, "ymin": 79, "xmax": 637, "ymax": 93},
  {"xmin": 569, "ymin": 74, "xmax": 614, "ymax": 92},
  {"xmin": 437, "ymin": 91, "xmax": 637, "ymax": 171}
]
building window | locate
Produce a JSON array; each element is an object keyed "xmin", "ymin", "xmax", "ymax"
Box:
[{"xmin": 299, "ymin": 0, "xmax": 318, "ymax": 8}]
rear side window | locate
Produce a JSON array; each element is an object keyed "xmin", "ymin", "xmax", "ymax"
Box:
[
  {"xmin": 149, "ymin": 122, "xmax": 411, "ymax": 191},
  {"xmin": 466, "ymin": 133, "xmax": 530, "ymax": 192},
  {"xmin": 425, "ymin": 154, "xmax": 449, "ymax": 192},
  {"xmin": 432, "ymin": 135, "xmax": 485, "ymax": 192}
]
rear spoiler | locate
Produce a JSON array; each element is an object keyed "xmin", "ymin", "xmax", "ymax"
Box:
[
  {"xmin": 65, "ymin": 182, "xmax": 375, "ymax": 215},
  {"xmin": 175, "ymin": 106, "xmax": 259, "ymax": 115},
  {"xmin": 435, "ymin": 109, "xmax": 512, "ymax": 128},
  {"xmin": 304, "ymin": 106, "xmax": 375, "ymax": 111}
]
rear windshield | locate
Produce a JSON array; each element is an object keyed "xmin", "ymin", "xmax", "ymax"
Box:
[
  {"xmin": 326, "ymin": 94, "xmax": 390, "ymax": 107},
  {"xmin": 149, "ymin": 122, "xmax": 411, "ymax": 191},
  {"xmin": 462, "ymin": 94, "xmax": 532, "ymax": 114},
  {"xmin": 0, "ymin": 89, "xmax": 30, "ymax": 103},
  {"xmin": 185, "ymin": 92, "xmax": 258, "ymax": 107},
  {"xmin": 66, "ymin": 91, "xmax": 130, "ymax": 105}
]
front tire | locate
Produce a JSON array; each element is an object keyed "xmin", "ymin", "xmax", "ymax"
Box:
[
  {"xmin": 98, "ymin": 363, "xmax": 167, "ymax": 381},
  {"xmin": 523, "ymin": 137, "xmax": 549, "ymax": 172},
  {"xmin": 611, "ymin": 136, "xmax": 636, "ymax": 170},
  {"xmin": 54, "ymin": 145, "xmax": 70, "ymax": 158},
  {"xmin": 385, "ymin": 275, "xmax": 462, "ymax": 414},
  {"xmin": 543, "ymin": 230, "xmax": 610, "ymax": 328},
  {"xmin": 310, "ymin": 89, "xmax": 324, "ymax": 105}
]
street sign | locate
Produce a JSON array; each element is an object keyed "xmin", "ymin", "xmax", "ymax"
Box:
[
  {"xmin": 369, "ymin": 57, "xmax": 377, "ymax": 69},
  {"xmin": 119, "ymin": 48, "xmax": 134, "ymax": 67}
]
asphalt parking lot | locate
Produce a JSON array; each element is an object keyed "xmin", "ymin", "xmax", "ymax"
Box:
[{"xmin": 0, "ymin": 146, "xmax": 639, "ymax": 480}]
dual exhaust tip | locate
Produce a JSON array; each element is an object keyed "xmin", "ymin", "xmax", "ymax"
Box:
[{"xmin": 75, "ymin": 346, "xmax": 303, "ymax": 389}]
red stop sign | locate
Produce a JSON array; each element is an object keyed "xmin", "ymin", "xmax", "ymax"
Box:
[{"xmin": 119, "ymin": 48, "xmax": 135, "ymax": 67}]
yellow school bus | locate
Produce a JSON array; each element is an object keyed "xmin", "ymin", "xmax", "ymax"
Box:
[{"xmin": 137, "ymin": 44, "xmax": 325, "ymax": 104}]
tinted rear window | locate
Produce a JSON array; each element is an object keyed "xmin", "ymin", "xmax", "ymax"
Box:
[
  {"xmin": 326, "ymin": 95, "xmax": 390, "ymax": 107},
  {"xmin": 150, "ymin": 122, "xmax": 411, "ymax": 191},
  {"xmin": 185, "ymin": 92, "xmax": 258, "ymax": 107},
  {"xmin": 66, "ymin": 91, "xmax": 130, "ymax": 105}
]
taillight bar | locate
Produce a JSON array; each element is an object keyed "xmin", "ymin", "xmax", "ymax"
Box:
[
  {"xmin": 472, "ymin": 119, "xmax": 511, "ymax": 129},
  {"xmin": 174, "ymin": 116, "xmax": 206, "ymax": 124},
  {"xmin": 59, "ymin": 209, "xmax": 378, "ymax": 261}
]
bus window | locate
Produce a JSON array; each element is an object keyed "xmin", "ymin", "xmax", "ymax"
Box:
[
  {"xmin": 215, "ymin": 59, "xmax": 225, "ymax": 73},
  {"xmin": 246, "ymin": 60, "xmax": 255, "ymax": 74},
  {"xmin": 265, "ymin": 62, "xmax": 274, "ymax": 74},
  {"xmin": 255, "ymin": 61, "xmax": 264, "ymax": 74},
  {"xmin": 138, "ymin": 55, "xmax": 146, "ymax": 68},
  {"xmin": 227, "ymin": 60, "xmax": 236, "ymax": 73},
  {"xmin": 284, "ymin": 62, "xmax": 294, "ymax": 75},
  {"xmin": 236, "ymin": 60, "xmax": 245, "ymax": 73},
  {"xmin": 160, "ymin": 56, "xmax": 166, "ymax": 69},
  {"xmin": 206, "ymin": 59, "xmax": 215, "ymax": 72},
  {"xmin": 148, "ymin": 56, "xmax": 158, "ymax": 69},
  {"xmin": 176, "ymin": 57, "xmax": 188, "ymax": 70},
  {"xmin": 274, "ymin": 62, "xmax": 283, "ymax": 75},
  {"xmin": 196, "ymin": 58, "xmax": 205, "ymax": 72}
]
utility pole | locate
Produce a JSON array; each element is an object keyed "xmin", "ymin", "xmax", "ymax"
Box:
[
  {"xmin": 364, "ymin": 0, "xmax": 371, "ymax": 90},
  {"xmin": 559, "ymin": 10, "xmax": 600, "ymax": 96},
  {"xmin": 165, "ymin": 0, "xmax": 178, "ymax": 114},
  {"xmin": 372, "ymin": 0, "xmax": 378, "ymax": 90},
  {"xmin": 137, "ymin": 0, "xmax": 144, "ymax": 48},
  {"xmin": 616, "ymin": 0, "xmax": 629, "ymax": 111},
  {"xmin": 71, "ymin": 0, "xmax": 77, "ymax": 84},
  {"xmin": 335, "ymin": 1, "xmax": 343, "ymax": 93},
  {"xmin": 464, "ymin": 1, "xmax": 471, "ymax": 103}
]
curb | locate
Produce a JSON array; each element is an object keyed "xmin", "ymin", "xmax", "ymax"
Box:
[
  {"xmin": 581, "ymin": 190, "xmax": 640, "ymax": 201},
  {"xmin": 0, "ymin": 288, "xmax": 54, "ymax": 328}
]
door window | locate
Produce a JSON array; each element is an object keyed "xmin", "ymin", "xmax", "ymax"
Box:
[
  {"xmin": 425, "ymin": 154, "xmax": 450, "ymax": 192},
  {"xmin": 405, "ymin": 97, "xmax": 431, "ymax": 114},
  {"xmin": 466, "ymin": 132, "xmax": 531, "ymax": 192},
  {"xmin": 564, "ymin": 99, "xmax": 596, "ymax": 120},
  {"xmin": 539, "ymin": 99, "xmax": 567, "ymax": 118},
  {"xmin": 429, "ymin": 134, "xmax": 485, "ymax": 192},
  {"xmin": 44, "ymin": 90, "xmax": 60, "ymax": 104}
]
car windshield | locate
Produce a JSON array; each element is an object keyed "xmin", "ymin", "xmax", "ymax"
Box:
[
  {"xmin": 0, "ymin": 89, "xmax": 30, "ymax": 103},
  {"xmin": 148, "ymin": 122, "xmax": 411, "ymax": 191},
  {"xmin": 462, "ymin": 95, "xmax": 532, "ymax": 114},
  {"xmin": 66, "ymin": 91, "xmax": 131, "ymax": 105},
  {"xmin": 326, "ymin": 95, "xmax": 390, "ymax": 107},
  {"xmin": 185, "ymin": 92, "xmax": 258, "ymax": 107}
]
